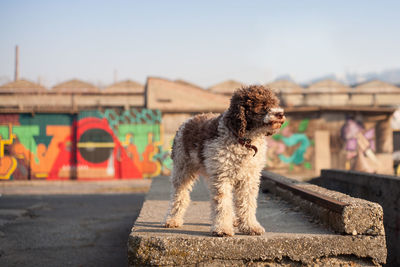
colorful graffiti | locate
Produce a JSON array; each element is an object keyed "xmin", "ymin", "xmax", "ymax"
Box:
[
  {"xmin": 266, "ymin": 119, "xmax": 314, "ymax": 172},
  {"xmin": 0, "ymin": 124, "xmax": 17, "ymax": 179},
  {"xmin": 340, "ymin": 118, "xmax": 380, "ymax": 173},
  {"xmin": 0, "ymin": 109, "xmax": 171, "ymax": 180}
]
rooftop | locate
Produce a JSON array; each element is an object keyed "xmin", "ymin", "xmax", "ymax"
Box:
[
  {"xmin": 146, "ymin": 77, "xmax": 229, "ymax": 113},
  {"xmin": 103, "ymin": 80, "xmax": 144, "ymax": 93},
  {"xmin": 0, "ymin": 79, "xmax": 46, "ymax": 93},
  {"xmin": 208, "ymin": 79, "xmax": 245, "ymax": 95},
  {"xmin": 307, "ymin": 79, "xmax": 350, "ymax": 93},
  {"xmin": 52, "ymin": 79, "xmax": 99, "ymax": 93}
]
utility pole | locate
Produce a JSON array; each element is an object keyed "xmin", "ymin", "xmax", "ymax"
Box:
[{"xmin": 15, "ymin": 45, "xmax": 20, "ymax": 81}]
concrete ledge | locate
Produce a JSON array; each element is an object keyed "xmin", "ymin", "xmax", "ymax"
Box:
[
  {"xmin": 261, "ymin": 171, "xmax": 385, "ymax": 236},
  {"xmin": 128, "ymin": 176, "xmax": 387, "ymax": 266},
  {"xmin": 311, "ymin": 169, "xmax": 400, "ymax": 266}
]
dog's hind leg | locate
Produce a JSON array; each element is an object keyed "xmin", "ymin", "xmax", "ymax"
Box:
[{"xmin": 164, "ymin": 164, "xmax": 197, "ymax": 228}]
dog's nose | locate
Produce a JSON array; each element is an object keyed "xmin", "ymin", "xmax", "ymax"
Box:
[
  {"xmin": 269, "ymin": 108, "xmax": 285, "ymax": 120},
  {"xmin": 264, "ymin": 108, "xmax": 285, "ymax": 124}
]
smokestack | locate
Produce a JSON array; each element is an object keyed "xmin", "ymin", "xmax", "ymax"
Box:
[
  {"xmin": 114, "ymin": 69, "xmax": 118, "ymax": 83},
  {"xmin": 15, "ymin": 45, "xmax": 20, "ymax": 81}
]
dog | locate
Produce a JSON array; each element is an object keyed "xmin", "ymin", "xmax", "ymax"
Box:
[{"xmin": 164, "ymin": 85, "xmax": 285, "ymax": 236}]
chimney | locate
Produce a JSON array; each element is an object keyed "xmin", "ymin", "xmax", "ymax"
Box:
[
  {"xmin": 114, "ymin": 69, "xmax": 118, "ymax": 83},
  {"xmin": 15, "ymin": 45, "xmax": 20, "ymax": 81}
]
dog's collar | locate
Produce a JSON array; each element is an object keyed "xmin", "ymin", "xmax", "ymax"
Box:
[
  {"xmin": 225, "ymin": 119, "xmax": 258, "ymax": 157},
  {"xmin": 238, "ymin": 138, "xmax": 258, "ymax": 157}
]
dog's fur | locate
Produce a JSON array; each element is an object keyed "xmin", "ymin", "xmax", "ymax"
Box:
[{"xmin": 165, "ymin": 85, "xmax": 285, "ymax": 236}]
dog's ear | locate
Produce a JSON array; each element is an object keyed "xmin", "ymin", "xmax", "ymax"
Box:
[{"xmin": 226, "ymin": 103, "xmax": 247, "ymax": 139}]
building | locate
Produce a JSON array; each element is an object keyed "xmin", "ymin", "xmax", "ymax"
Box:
[{"xmin": 0, "ymin": 77, "xmax": 399, "ymax": 180}]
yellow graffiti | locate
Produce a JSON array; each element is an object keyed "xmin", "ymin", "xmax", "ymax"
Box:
[
  {"xmin": 35, "ymin": 173, "xmax": 48, "ymax": 178},
  {"xmin": 152, "ymin": 125, "xmax": 166, "ymax": 176},
  {"xmin": 0, "ymin": 124, "xmax": 16, "ymax": 157},
  {"xmin": 77, "ymin": 142, "xmax": 115, "ymax": 148},
  {"xmin": 146, "ymin": 132, "xmax": 162, "ymax": 177},
  {"xmin": 0, "ymin": 124, "xmax": 17, "ymax": 180},
  {"xmin": 121, "ymin": 133, "xmax": 133, "ymax": 147},
  {"xmin": 0, "ymin": 157, "xmax": 17, "ymax": 180}
]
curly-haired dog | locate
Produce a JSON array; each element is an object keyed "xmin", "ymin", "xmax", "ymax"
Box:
[{"xmin": 164, "ymin": 85, "xmax": 285, "ymax": 236}]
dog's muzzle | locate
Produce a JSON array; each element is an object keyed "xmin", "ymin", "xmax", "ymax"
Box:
[{"xmin": 263, "ymin": 107, "xmax": 285, "ymax": 124}]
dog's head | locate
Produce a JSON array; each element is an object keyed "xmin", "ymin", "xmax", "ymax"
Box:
[{"xmin": 225, "ymin": 85, "xmax": 285, "ymax": 139}]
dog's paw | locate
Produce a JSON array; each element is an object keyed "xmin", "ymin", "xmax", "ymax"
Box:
[
  {"xmin": 211, "ymin": 227, "xmax": 235, "ymax": 237},
  {"xmin": 239, "ymin": 224, "xmax": 265, "ymax": 236},
  {"xmin": 164, "ymin": 218, "xmax": 183, "ymax": 228}
]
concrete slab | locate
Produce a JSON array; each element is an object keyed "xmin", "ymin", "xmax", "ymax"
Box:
[{"xmin": 128, "ymin": 176, "xmax": 386, "ymax": 266}]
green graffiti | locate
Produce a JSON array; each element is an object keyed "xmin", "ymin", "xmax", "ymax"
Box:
[
  {"xmin": 304, "ymin": 162, "xmax": 312, "ymax": 170},
  {"xmin": 19, "ymin": 114, "xmax": 72, "ymax": 126},
  {"xmin": 273, "ymin": 119, "xmax": 313, "ymax": 168},
  {"xmin": 272, "ymin": 133, "xmax": 283, "ymax": 141},
  {"xmin": 0, "ymin": 126, "xmax": 10, "ymax": 139},
  {"xmin": 118, "ymin": 124, "xmax": 161, "ymax": 156},
  {"xmin": 79, "ymin": 110, "xmax": 103, "ymax": 120},
  {"xmin": 19, "ymin": 114, "xmax": 73, "ymax": 148},
  {"xmin": 298, "ymin": 119, "xmax": 309, "ymax": 132},
  {"xmin": 280, "ymin": 120, "xmax": 289, "ymax": 130},
  {"xmin": 13, "ymin": 125, "xmax": 40, "ymax": 158},
  {"xmin": 103, "ymin": 108, "xmax": 162, "ymax": 133},
  {"xmin": 153, "ymin": 147, "xmax": 173, "ymax": 172},
  {"xmin": 278, "ymin": 133, "xmax": 311, "ymax": 165}
]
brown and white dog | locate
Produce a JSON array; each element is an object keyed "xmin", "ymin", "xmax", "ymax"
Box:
[{"xmin": 164, "ymin": 85, "xmax": 285, "ymax": 236}]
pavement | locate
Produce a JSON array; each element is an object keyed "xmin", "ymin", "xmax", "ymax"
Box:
[
  {"xmin": 0, "ymin": 179, "xmax": 151, "ymax": 195},
  {"xmin": 0, "ymin": 180, "xmax": 149, "ymax": 267}
]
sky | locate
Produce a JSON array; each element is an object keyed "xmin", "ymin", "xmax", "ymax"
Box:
[{"xmin": 1, "ymin": 0, "xmax": 400, "ymax": 88}]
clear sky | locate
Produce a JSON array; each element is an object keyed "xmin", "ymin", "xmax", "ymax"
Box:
[{"xmin": 1, "ymin": 0, "xmax": 400, "ymax": 88}]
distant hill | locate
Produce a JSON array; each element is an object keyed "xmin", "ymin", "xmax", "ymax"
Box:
[
  {"xmin": 307, "ymin": 68, "xmax": 400, "ymax": 86},
  {"xmin": 344, "ymin": 68, "xmax": 400, "ymax": 85}
]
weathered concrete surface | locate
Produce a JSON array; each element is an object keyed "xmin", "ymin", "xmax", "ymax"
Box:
[
  {"xmin": 261, "ymin": 171, "xmax": 385, "ymax": 236},
  {"xmin": 128, "ymin": 176, "xmax": 386, "ymax": 266},
  {"xmin": 311, "ymin": 169, "xmax": 400, "ymax": 267}
]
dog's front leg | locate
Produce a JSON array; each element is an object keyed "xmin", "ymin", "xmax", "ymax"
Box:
[
  {"xmin": 210, "ymin": 178, "xmax": 235, "ymax": 237},
  {"xmin": 234, "ymin": 178, "xmax": 265, "ymax": 235}
]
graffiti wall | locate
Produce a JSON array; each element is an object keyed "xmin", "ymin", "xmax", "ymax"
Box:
[
  {"xmin": 340, "ymin": 118, "xmax": 378, "ymax": 172},
  {"xmin": 0, "ymin": 109, "xmax": 172, "ymax": 180},
  {"xmin": 266, "ymin": 118, "xmax": 314, "ymax": 173},
  {"xmin": 265, "ymin": 113, "xmax": 395, "ymax": 176},
  {"xmin": 339, "ymin": 117, "xmax": 395, "ymax": 174}
]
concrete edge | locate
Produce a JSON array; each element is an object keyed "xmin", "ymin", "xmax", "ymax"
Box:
[
  {"xmin": 261, "ymin": 171, "xmax": 385, "ymax": 236},
  {"xmin": 128, "ymin": 227, "xmax": 387, "ymax": 266}
]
